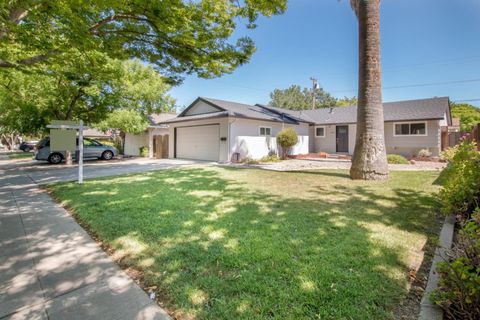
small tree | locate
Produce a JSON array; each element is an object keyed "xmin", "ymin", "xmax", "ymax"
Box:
[
  {"xmin": 95, "ymin": 109, "xmax": 148, "ymax": 154},
  {"xmin": 276, "ymin": 128, "xmax": 298, "ymax": 159}
]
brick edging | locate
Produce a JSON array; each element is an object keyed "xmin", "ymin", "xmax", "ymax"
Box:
[{"xmin": 418, "ymin": 214, "xmax": 456, "ymax": 320}]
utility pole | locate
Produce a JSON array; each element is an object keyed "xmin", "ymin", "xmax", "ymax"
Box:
[{"xmin": 310, "ymin": 77, "xmax": 318, "ymax": 110}]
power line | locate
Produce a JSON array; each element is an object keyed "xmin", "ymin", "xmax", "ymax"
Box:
[
  {"xmin": 453, "ymin": 98, "xmax": 480, "ymax": 103},
  {"xmin": 208, "ymin": 76, "xmax": 480, "ymax": 97},
  {"xmin": 385, "ymin": 78, "xmax": 480, "ymax": 89},
  {"xmin": 330, "ymin": 78, "xmax": 480, "ymax": 93}
]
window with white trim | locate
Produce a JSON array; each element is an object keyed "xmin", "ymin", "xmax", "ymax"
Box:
[
  {"xmin": 259, "ymin": 127, "xmax": 271, "ymax": 136},
  {"xmin": 315, "ymin": 126, "xmax": 325, "ymax": 137},
  {"xmin": 394, "ymin": 122, "xmax": 427, "ymax": 136}
]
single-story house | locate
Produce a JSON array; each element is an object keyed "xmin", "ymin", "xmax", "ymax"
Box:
[
  {"xmin": 124, "ymin": 113, "xmax": 177, "ymax": 157},
  {"xmin": 160, "ymin": 96, "xmax": 453, "ymax": 162}
]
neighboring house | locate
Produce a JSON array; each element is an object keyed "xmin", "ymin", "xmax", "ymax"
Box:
[
  {"xmin": 83, "ymin": 128, "xmax": 112, "ymax": 139},
  {"xmin": 161, "ymin": 96, "xmax": 453, "ymax": 162},
  {"xmin": 124, "ymin": 113, "xmax": 177, "ymax": 157}
]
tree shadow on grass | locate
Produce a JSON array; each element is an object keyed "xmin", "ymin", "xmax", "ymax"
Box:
[{"xmin": 52, "ymin": 168, "xmax": 442, "ymax": 320}]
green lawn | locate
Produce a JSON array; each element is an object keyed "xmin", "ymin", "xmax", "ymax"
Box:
[
  {"xmin": 50, "ymin": 167, "xmax": 442, "ymax": 320},
  {"xmin": 7, "ymin": 151, "xmax": 33, "ymax": 159}
]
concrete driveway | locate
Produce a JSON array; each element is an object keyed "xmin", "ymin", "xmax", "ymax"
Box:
[
  {"xmin": 0, "ymin": 156, "xmax": 205, "ymax": 185},
  {"xmin": 0, "ymin": 155, "xmax": 204, "ymax": 320}
]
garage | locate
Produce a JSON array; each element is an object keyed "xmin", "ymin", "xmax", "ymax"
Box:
[{"xmin": 175, "ymin": 124, "xmax": 220, "ymax": 161}]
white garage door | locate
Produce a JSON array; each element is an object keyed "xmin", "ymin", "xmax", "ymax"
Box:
[{"xmin": 176, "ymin": 125, "xmax": 220, "ymax": 161}]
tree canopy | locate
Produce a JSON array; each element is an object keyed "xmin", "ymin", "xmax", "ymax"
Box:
[
  {"xmin": 269, "ymin": 85, "xmax": 357, "ymax": 110},
  {"xmin": 95, "ymin": 109, "xmax": 148, "ymax": 136},
  {"xmin": 451, "ymin": 102, "xmax": 480, "ymax": 131},
  {"xmin": 1, "ymin": 0, "xmax": 286, "ymax": 83},
  {"xmin": 0, "ymin": 56, "xmax": 174, "ymax": 136}
]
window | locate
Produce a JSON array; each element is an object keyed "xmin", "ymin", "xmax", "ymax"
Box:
[
  {"xmin": 394, "ymin": 122, "xmax": 427, "ymax": 136},
  {"xmin": 315, "ymin": 126, "xmax": 325, "ymax": 137},
  {"xmin": 259, "ymin": 127, "xmax": 271, "ymax": 136},
  {"xmin": 83, "ymin": 138, "xmax": 101, "ymax": 146}
]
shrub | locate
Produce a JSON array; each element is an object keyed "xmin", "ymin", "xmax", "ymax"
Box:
[
  {"xmin": 417, "ymin": 148, "xmax": 432, "ymax": 157},
  {"xmin": 259, "ymin": 154, "xmax": 280, "ymax": 162},
  {"xmin": 431, "ymin": 210, "xmax": 480, "ymax": 319},
  {"xmin": 439, "ymin": 141, "xmax": 480, "ymax": 219},
  {"xmin": 276, "ymin": 128, "xmax": 298, "ymax": 159},
  {"xmin": 432, "ymin": 141, "xmax": 480, "ymax": 319},
  {"xmin": 386, "ymin": 154, "xmax": 409, "ymax": 164},
  {"xmin": 139, "ymin": 146, "xmax": 149, "ymax": 157}
]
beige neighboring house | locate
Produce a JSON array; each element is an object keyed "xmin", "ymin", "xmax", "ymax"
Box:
[
  {"xmin": 124, "ymin": 113, "xmax": 177, "ymax": 157},
  {"xmin": 161, "ymin": 96, "xmax": 454, "ymax": 162},
  {"xmin": 83, "ymin": 128, "xmax": 112, "ymax": 139}
]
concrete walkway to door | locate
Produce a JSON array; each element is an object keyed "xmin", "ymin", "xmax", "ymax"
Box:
[{"xmin": 0, "ymin": 154, "xmax": 172, "ymax": 319}]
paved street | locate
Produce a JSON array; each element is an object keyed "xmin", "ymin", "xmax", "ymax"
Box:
[{"xmin": 0, "ymin": 155, "xmax": 202, "ymax": 320}]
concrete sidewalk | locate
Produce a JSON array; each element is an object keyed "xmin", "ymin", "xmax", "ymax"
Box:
[{"xmin": 0, "ymin": 170, "xmax": 170, "ymax": 319}]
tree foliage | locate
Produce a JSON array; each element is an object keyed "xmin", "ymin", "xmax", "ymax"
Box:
[
  {"xmin": 95, "ymin": 109, "xmax": 149, "ymax": 135},
  {"xmin": 0, "ymin": 0, "xmax": 286, "ymax": 83},
  {"xmin": 0, "ymin": 55, "xmax": 174, "ymax": 136},
  {"xmin": 451, "ymin": 102, "xmax": 480, "ymax": 132},
  {"xmin": 269, "ymin": 85, "xmax": 356, "ymax": 110},
  {"xmin": 336, "ymin": 96, "xmax": 358, "ymax": 106}
]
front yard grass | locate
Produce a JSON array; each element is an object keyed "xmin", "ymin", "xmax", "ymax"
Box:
[{"xmin": 50, "ymin": 167, "xmax": 441, "ymax": 319}]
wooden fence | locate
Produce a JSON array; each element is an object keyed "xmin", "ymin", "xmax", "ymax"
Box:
[
  {"xmin": 445, "ymin": 123, "xmax": 479, "ymax": 151},
  {"xmin": 471, "ymin": 124, "xmax": 480, "ymax": 150}
]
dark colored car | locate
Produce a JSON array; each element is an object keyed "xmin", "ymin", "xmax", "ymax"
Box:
[{"xmin": 19, "ymin": 141, "xmax": 38, "ymax": 152}]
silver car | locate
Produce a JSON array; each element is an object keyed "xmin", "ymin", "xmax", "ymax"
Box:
[{"xmin": 35, "ymin": 137, "xmax": 118, "ymax": 164}]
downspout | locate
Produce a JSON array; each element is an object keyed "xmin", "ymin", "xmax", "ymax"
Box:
[{"xmin": 228, "ymin": 115, "xmax": 237, "ymax": 163}]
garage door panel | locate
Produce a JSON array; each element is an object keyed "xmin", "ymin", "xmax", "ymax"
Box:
[{"xmin": 176, "ymin": 125, "xmax": 219, "ymax": 161}]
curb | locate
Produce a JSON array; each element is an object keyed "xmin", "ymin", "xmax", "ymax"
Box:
[{"xmin": 418, "ymin": 214, "xmax": 456, "ymax": 320}]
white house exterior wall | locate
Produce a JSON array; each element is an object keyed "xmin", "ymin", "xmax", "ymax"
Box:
[
  {"xmin": 229, "ymin": 118, "xmax": 309, "ymax": 160},
  {"xmin": 124, "ymin": 132, "xmax": 148, "ymax": 156}
]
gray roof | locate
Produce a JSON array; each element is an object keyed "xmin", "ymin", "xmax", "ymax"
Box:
[
  {"xmin": 161, "ymin": 111, "xmax": 229, "ymax": 123},
  {"xmin": 148, "ymin": 113, "xmax": 177, "ymax": 125},
  {"xmin": 165, "ymin": 96, "xmax": 450, "ymax": 125},
  {"xmin": 167, "ymin": 97, "xmax": 302, "ymax": 124},
  {"xmin": 82, "ymin": 128, "xmax": 111, "ymax": 138},
  {"xmin": 263, "ymin": 96, "xmax": 450, "ymax": 125}
]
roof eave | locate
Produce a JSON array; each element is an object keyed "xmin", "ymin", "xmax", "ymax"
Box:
[
  {"xmin": 312, "ymin": 117, "xmax": 445, "ymax": 126},
  {"xmin": 177, "ymin": 97, "xmax": 226, "ymax": 117}
]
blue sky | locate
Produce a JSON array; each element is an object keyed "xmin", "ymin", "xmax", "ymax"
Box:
[{"xmin": 169, "ymin": 0, "xmax": 480, "ymax": 109}]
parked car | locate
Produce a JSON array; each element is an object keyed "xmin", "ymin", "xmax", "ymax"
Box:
[
  {"xmin": 19, "ymin": 141, "xmax": 38, "ymax": 152},
  {"xmin": 35, "ymin": 137, "xmax": 118, "ymax": 164}
]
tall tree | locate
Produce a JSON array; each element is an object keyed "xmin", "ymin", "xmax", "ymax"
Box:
[
  {"xmin": 0, "ymin": 0, "xmax": 286, "ymax": 83},
  {"xmin": 270, "ymin": 85, "xmax": 354, "ymax": 109},
  {"xmin": 95, "ymin": 109, "xmax": 149, "ymax": 154},
  {"xmin": 0, "ymin": 55, "xmax": 174, "ymax": 136},
  {"xmin": 336, "ymin": 96, "xmax": 358, "ymax": 107},
  {"xmin": 349, "ymin": 0, "xmax": 389, "ymax": 180}
]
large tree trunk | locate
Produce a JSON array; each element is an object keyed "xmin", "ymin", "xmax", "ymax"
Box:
[{"xmin": 350, "ymin": 0, "xmax": 388, "ymax": 180}]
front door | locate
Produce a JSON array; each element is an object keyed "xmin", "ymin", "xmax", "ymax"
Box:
[{"xmin": 336, "ymin": 126, "xmax": 349, "ymax": 153}]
